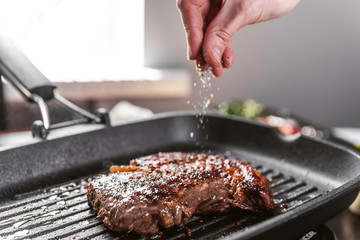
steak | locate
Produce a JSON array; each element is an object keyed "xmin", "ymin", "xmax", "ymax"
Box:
[{"xmin": 86, "ymin": 152, "xmax": 275, "ymax": 235}]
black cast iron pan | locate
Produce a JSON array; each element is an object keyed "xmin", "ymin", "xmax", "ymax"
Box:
[
  {"xmin": 1, "ymin": 35, "xmax": 360, "ymax": 240},
  {"xmin": 0, "ymin": 112, "xmax": 360, "ymax": 239}
]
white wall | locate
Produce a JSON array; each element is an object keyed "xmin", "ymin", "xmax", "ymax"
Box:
[{"xmin": 145, "ymin": 0, "xmax": 360, "ymax": 127}]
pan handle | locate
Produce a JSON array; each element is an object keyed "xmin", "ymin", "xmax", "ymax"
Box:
[
  {"xmin": 0, "ymin": 34, "xmax": 110, "ymax": 139},
  {"xmin": 0, "ymin": 34, "xmax": 56, "ymax": 101}
]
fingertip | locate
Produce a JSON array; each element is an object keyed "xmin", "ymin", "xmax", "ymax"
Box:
[
  {"xmin": 187, "ymin": 46, "xmax": 193, "ymax": 60},
  {"xmin": 224, "ymin": 57, "xmax": 233, "ymax": 68},
  {"xmin": 222, "ymin": 46, "xmax": 234, "ymax": 68},
  {"xmin": 211, "ymin": 65, "xmax": 224, "ymax": 77},
  {"xmin": 188, "ymin": 43, "xmax": 200, "ymax": 60},
  {"xmin": 194, "ymin": 58, "xmax": 200, "ymax": 69}
]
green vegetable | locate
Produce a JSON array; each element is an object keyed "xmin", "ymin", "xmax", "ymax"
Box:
[
  {"xmin": 215, "ymin": 99, "xmax": 263, "ymax": 119},
  {"xmin": 354, "ymin": 144, "xmax": 360, "ymax": 151}
]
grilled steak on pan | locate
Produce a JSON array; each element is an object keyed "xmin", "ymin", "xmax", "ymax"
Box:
[{"xmin": 86, "ymin": 152, "xmax": 275, "ymax": 235}]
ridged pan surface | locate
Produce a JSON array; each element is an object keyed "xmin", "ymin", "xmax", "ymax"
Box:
[{"xmin": 0, "ymin": 112, "xmax": 360, "ymax": 240}]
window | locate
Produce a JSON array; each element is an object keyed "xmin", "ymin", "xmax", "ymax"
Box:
[{"xmin": 0, "ymin": 0, "xmax": 163, "ymax": 81}]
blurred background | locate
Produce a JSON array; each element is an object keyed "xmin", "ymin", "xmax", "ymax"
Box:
[{"xmin": 1, "ymin": 0, "xmax": 360, "ymax": 131}]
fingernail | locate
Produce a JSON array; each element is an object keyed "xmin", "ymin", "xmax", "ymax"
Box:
[{"xmin": 212, "ymin": 48, "xmax": 222, "ymax": 63}]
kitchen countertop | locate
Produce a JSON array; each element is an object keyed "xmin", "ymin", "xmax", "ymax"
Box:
[{"xmin": 0, "ymin": 127, "xmax": 359, "ymax": 239}]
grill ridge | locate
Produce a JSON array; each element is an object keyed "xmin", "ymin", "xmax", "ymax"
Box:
[
  {"xmin": 0, "ymin": 192, "xmax": 87, "ymax": 222},
  {"xmin": 17, "ymin": 214, "xmax": 94, "ymax": 240},
  {"xmin": 0, "ymin": 203, "xmax": 90, "ymax": 235},
  {"xmin": 273, "ymin": 181, "xmax": 306, "ymax": 197},
  {"xmin": 0, "ymin": 182, "xmax": 85, "ymax": 212}
]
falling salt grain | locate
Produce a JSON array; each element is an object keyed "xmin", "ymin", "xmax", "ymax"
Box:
[
  {"xmin": 204, "ymin": 99, "xmax": 210, "ymax": 108},
  {"xmin": 186, "ymin": 68, "xmax": 216, "ymax": 147}
]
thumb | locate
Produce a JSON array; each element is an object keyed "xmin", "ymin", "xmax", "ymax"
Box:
[{"xmin": 202, "ymin": 2, "xmax": 245, "ymax": 76}]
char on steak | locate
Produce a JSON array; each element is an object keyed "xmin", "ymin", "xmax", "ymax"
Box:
[{"xmin": 86, "ymin": 152, "xmax": 275, "ymax": 235}]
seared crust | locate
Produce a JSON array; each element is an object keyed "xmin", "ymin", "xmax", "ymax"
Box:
[{"xmin": 86, "ymin": 152, "xmax": 275, "ymax": 235}]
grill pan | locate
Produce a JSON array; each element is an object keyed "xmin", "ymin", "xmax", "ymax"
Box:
[
  {"xmin": 1, "ymin": 113, "xmax": 360, "ymax": 239},
  {"xmin": 1, "ymin": 35, "xmax": 360, "ymax": 240}
]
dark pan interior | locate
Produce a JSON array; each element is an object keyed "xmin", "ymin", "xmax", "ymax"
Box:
[{"xmin": 1, "ymin": 112, "xmax": 360, "ymax": 240}]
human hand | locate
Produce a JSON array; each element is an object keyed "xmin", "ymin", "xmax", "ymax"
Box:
[{"xmin": 177, "ymin": 0, "xmax": 301, "ymax": 76}]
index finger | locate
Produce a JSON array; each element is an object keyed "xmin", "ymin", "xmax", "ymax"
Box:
[{"xmin": 177, "ymin": 0, "xmax": 206, "ymax": 60}]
